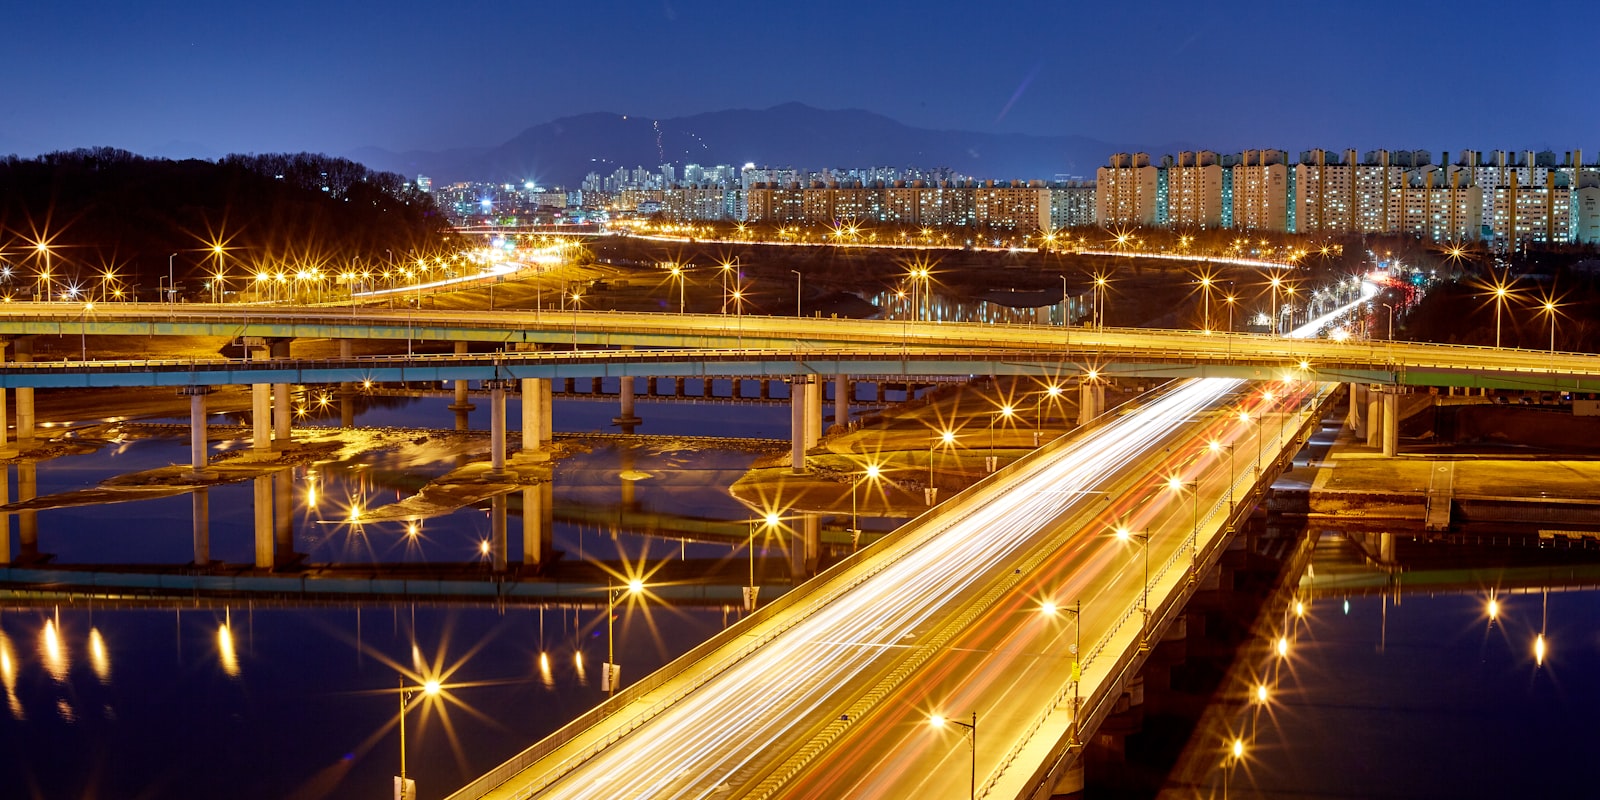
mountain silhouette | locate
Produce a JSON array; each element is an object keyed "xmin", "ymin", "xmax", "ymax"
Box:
[{"xmin": 353, "ymin": 104, "xmax": 1150, "ymax": 186}]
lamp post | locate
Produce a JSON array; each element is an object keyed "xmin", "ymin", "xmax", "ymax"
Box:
[
  {"xmin": 1093, "ymin": 276, "xmax": 1108, "ymax": 329},
  {"xmin": 929, "ymin": 711, "xmax": 977, "ymax": 800},
  {"xmin": 1198, "ymin": 275, "xmax": 1213, "ymax": 332},
  {"xmin": 569, "ymin": 290, "xmax": 583, "ymax": 352},
  {"xmin": 747, "ymin": 513, "xmax": 779, "ymax": 609},
  {"xmin": 1115, "ymin": 526, "xmax": 1150, "ymax": 650},
  {"xmin": 1048, "ymin": 599, "xmax": 1083, "ymax": 747},
  {"xmin": 34, "ymin": 242, "xmax": 54, "ymax": 304},
  {"xmin": 1493, "ymin": 282, "xmax": 1510, "ymax": 348},
  {"xmin": 1540, "ymin": 299, "xmax": 1559, "ymax": 353},
  {"xmin": 1060, "ymin": 274, "xmax": 1069, "ymax": 327},
  {"xmin": 78, "ymin": 302, "xmax": 93, "ymax": 361},
  {"xmin": 669, "ymin": 263, "xmax": 685, "ymax": 314},
  {"xmin": 396, "ymin": 677, "xmax": 441, "ymax": 799},
  {"xmin": 1381, "ymin": 302, "xmax": 1395, "ymax": 340},
  {"xmin": 790, "ymin": 269, "xmax": 802, "ymax": 317},
  {"xmin": 1240, "ymin": 409, "xmax": 1261, "ymax": 475},
  {"xmin": 168, "ymin": 252, "xmax": 177, "ymax": 305},
  {"xmin": 605, "ymin": 578, "xmax": 644, "ymax": 696},
  {"xmin": 1224, "ymin": 294, "xmax": 1236, "ymax": 333},
  {"xmin": 1268, "ymin": 275, "xmax": 1282, "ymax": 336}
]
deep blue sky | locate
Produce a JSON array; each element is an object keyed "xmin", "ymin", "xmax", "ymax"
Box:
[{"xmin": 5, "ymin": 0, "xmax": 1598, "ymax": 161}]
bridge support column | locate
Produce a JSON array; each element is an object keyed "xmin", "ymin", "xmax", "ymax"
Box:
[
  {"xmin": 804, "ymin": 377, "xmax": 822, "ymax": 447},
  {"xmin": 789, "ymin": 377, "xmax": 807, "ymax": 473},
  {"xmin": 182, "ymin": 386, "xmax": 213, "ymax": 477},
  {"xmin": 490, "ymin": 493, "xmax": 508, "ymax": 572},
  {"xmin": 1366, "ymin": 387, "xmax": 1383, "ymax": 449},
  {"xmin": 759, "ymin": 379, "xmax": 770, "ymax": 400},
  {"xmin": 1049, "ymin": 763, "xmax": 1085, "ymax": 798},
  {"xmin": 521, "ymin": 378, "xmax": 552, "ymax": 450},
  {"xmin": 674, "ymin": 377, "xmax": 685, "ymax": 396},
  {"xmin": 1077, "ymin": 381, "xmax": 1104, "ymax": 426},
  {"xmin": 615, "ymin": 376, "xmax": 642, "ymax": 428},
  {"xmin": 1348, "ymin": 382, "xmax": 1368, "ymax": 438},
  {"xmin": 273, "ymin": 383, "xmax": 292, "ymax": 447},
  {"xmin": 192, "ymin": 488, "xmax": 211, "ymax": 566},
  {"xmin": 487, "ymin": 380, "xmax": 510, "ymax": 477},
  {"xmin": 731, "ymin": 378, "xmax": 743, "ymax": 399},
  {"xmin": 1381, "ymin": 389, "xmax": 1399, "ymax": 457},
  {"xmin": 834, "ymin": 375, "xmax": 850, "ymax": 428},
  {"xmin": 14, "ymin": 338, "xmax": 34, "ymax": 442},
  {"xmin": 521, "ymin": 482, "xmax": 553, "ymax": 571},
  {"xmin": 252, "ymin": 384, "xmax": 272, "ymax": 451},
  {"xmin": 253, "ymin": 475, "xmax": 274, "ymax": 569}
]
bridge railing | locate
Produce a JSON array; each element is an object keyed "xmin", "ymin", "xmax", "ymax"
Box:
[{"xmin": 982, "ymin": 383, "xmax": 1338, "ymax": 799}]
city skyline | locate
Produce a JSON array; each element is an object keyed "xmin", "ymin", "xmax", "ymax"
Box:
[{"xmin": 5, "ymin": 0, "xmax": 1599, "ymax": 162}]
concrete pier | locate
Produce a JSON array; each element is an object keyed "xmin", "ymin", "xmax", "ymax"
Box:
[
  {"xmin": 182, "ymin": 386, "xmax": 213, "ymax": 477},
  {"xmin": 17, "ymin": 462, "xmax": 36, "ymax": 560},
  {"xmin": 1366, "ymin": 387, "xmax": 1383, "ymax": 449},
  {"xmin": 1077, "ymin": 381, "xmax": 1105, "ymax": 426},
  {"xmin": 274, "ymin": 469, "xmax": 295, "ymax": 564},
  {"xmin": 252, "ymin": 384, "xmax": 272, "ymax": 451},
  {"xmin": 273, "ymin": 382, "xmax": 292, "ymax": 446},
  {"xmin": 833, "ymin": 374, "xmax": 850, "ymax": 428},
  {"xmin": 14, "ymin": 338, "xmax": 33, "ymax": 442},
  {"xmin": 790, "ymin": 377, "xmax": 807, "ymax": 473},
  {"xmin": 488, "ymin": 380, "xmax": 510, "ymax": 476},
  {"xmin": 1381, "ymin": 389, "xmax": 1399, "ymax": 457}
]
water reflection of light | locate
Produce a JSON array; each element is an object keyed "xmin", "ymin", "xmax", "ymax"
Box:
[
  {"xmin": 89, "ymin": 628, "xmax": 111, "ymax": 683},
  {"xmin": 1487, "ymin": 596, "xmax": 1500, "ymax": 621},
  {"xmin": 218, "ymin": 622, "xmax": 241, "ymax": 677},
  {"xmin": 574, "ymin": 650, "xmax": 587, "ymax": 685},
  {"xmin": 1275, "ymin": 635, "xmax": 1289, "ymax": 657},
  {"xmin": 41, "ymin": 618, "xmax": 69, "ymax": 682},
  {"xmin": 1535, "ymin": 633, "xmax": 1546, "ymax": 666},
  {"xmin": 539, "ymin": 652, "xmax": 554, "ymax": 689},
  {"xmin": 0, "ymin": 631, "xmax": 21, "ymax": 719}
]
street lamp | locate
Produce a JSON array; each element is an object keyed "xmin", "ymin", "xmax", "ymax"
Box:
[
  {"xmin": 396, "ymin": 677, "xmax": 442, "ymax": 798},
  {"xmin": 1198, "ymin": 275, "xmax": 1213, "ymax": 332},
  {"xmin": 668, "ymin": 263, "xmax": 685, "ymax": 314},
  {"xmin": 1268, "ymin": 274, "xmax": 1283, "ymax": 336},
  {"xmin": 1224, "ymin": 294, "xmax": 1236, "ymax": 333},
  {"xmin": 1539, "ymin": 298, "xmax": 1559, "ymax": 353},
  {"xmin": 168, "ymin": 252, "xmax": 178, "ymax": 305},
  {"xmin": 1044, "ymin": 599, "xmax": 1084, "ymax": 747},
  {"xmin": 34, "ymin": 241, "xmax": 54, "ymax": 303},
  {"xmin": 1093, "ymin": 275, "xmax": 1108, "ymax": 329},
  {"xmin": 1381, "ymin": 302, "xmax": 1396, "ymax": 340},
  {"xmin": 1492, "ymin": 280, "xmax": 1511, "ymax": 348},
  {"xmin": 790, "ymin": 269, "xmax": 802, "ymax": 317},
  {"xmin": 1115, "ymin": 526, "xmax": 1150, "ymax": 650},
  {"xmin": 929, "ymin": 711, "xmax": 977, "ymax": 800},
  {"xmin": 1239, "ymin": 409, "xmax": 1261, "ymax": 474},
  {"xmin": 605, "ymin": 578, "xmax": 645, "ymax": 696}
]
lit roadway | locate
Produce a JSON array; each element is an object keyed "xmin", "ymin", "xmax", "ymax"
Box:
[
  {"xmin": 454, "ymin": 376, "xmax": 1319, "ymax": 800},
  {"xmin": 0, "ymin": 303, "xmax": 1596, "ymax": 390}
]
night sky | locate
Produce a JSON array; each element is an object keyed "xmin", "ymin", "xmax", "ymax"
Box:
[{"xmin": 5, "ymin": 0, "xmax": 1598, "ymax": 161}]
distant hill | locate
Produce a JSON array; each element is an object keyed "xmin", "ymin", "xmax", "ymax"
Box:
[
  {"xmin": 353, "ymin": 103, "xmax": 1153, "ymax": 186},
  {"xmin": 0, "ymin": 148, "xmax": 455, "ymax": 294}
]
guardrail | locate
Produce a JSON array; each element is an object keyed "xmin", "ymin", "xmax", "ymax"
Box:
[
  {"xmin": 991, "ymin": 383, "xmax": 1337, "ymax": 800},
  {"xmin": 441, "ymin": 377, "xmax": 1156, "ymax": 800}
]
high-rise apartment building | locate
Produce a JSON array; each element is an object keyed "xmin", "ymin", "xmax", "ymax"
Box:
[
  {"xmin": 1230, "ymin": 150, "xmax": 1290, "ymax": 232},
  {"xmin": 1163, "ymin": 151, "xmax": 1225, "ymax": 228},
  {"xmin": 1096, "ymin": 153, "xmax": 1161, "ymax": 227}
]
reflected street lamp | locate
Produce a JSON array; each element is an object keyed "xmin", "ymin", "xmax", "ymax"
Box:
[
  {"xmin": 605, "ymin": 578, "xmax": 645, "ymax": 695},
  {"xmin": 397, "ymin": 677, "xmax": 441, "ymax": 798},
  {"xmin": 929, "ymin": 711, "xmax": 977, "ymax": 800},
  {"xmin": 851, "ymin": 463, "xmax": 881, "ymax": 547}
]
